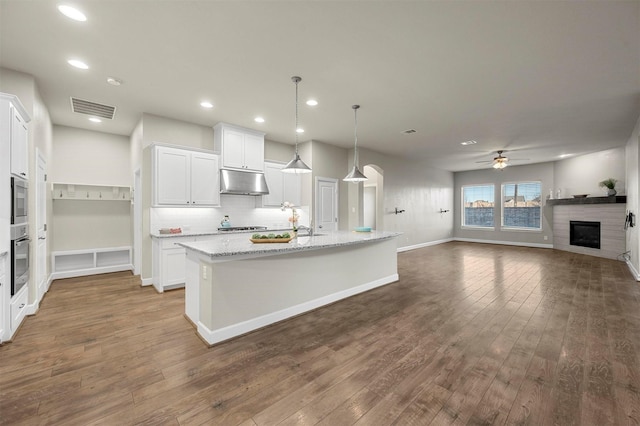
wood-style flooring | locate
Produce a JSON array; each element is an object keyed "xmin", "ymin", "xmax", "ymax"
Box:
[{"xmin": 1, "ymin": 242, "xmax": 640, "ymax": 425}]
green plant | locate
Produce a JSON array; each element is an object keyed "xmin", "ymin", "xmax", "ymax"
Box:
[{"xmin": 599, "ymin": 178, "xmax": 617, "ymax": 189}]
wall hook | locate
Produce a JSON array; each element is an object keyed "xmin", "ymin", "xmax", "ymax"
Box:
[
  {"xmin": 439, "ymin": 209, "xmax": 450, "ymax": 213},
  {"xmin": 395, "ymin": 207, "xmax": 405, "ymax": 214}
]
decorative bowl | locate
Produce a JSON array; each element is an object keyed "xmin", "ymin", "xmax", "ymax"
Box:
[{"xmin": 572, "ymin": 194, "xmax": 589, "ymax": 198}]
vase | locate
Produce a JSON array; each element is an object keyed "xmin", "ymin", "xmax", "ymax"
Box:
[{"xmin": 608, "ymin": 188, "xmax": 617, "ymax": 196}]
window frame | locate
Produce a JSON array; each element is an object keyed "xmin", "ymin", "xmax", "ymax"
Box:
[
  {"xmin": 500, "ymin": 181, "xmax": 543, "ymax": 231},
  {"xmin": 461, "ymin": 183, "xmax": 496, "ymax": 229}
]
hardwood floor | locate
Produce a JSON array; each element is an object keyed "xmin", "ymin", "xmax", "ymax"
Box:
[{"xmin": 1, "ymin": 242, "xmax": 640, "ymax": 425}]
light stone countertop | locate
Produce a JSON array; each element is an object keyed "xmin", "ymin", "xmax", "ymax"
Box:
[
  {"xmin": 150, "ymin": 230, "xmax": 219, "ymax": 238},
  {"xmin": 176, "ymin": 230, "xmax": 400, "ymax": 259}
]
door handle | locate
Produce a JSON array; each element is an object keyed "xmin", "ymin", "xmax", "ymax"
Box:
[{"xmin": 38, "ymin": 237, "xmax": 46, "ymax": 240}]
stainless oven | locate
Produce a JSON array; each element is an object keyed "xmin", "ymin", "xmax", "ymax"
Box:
[
  {"xmin": 11, "ymin": 177, "xmax": 28, "ymax": 225},
  {"xmin": 10, "ymin": 224, "xmax": 29, "ymax": 296}
]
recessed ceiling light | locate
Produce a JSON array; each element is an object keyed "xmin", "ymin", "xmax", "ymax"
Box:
[
  {"xmin": 296, "ymin": 128, "xmax": 304, "ymax": 133},
  {"xmin": 58, "ymin": 5, "xmax": 87, "ymax": 21},
  {"xmin": 200, "ymin": 101, "xmax": 213, "ymax": 108},
  {"xmin": 460, "ymin": 140, "xmax": 477, "ymax": 146},
  {"xmin": 88, "ymin": 117, "xmax": 102, "ymax": 123},
  {"xmin": 67, "ymin": 59, "xmax": 89, "ymax": 69},
  {"xmin": 306, "ymin": 99, "xmax": 318, "ymax": 106},
  {"xmin": 254, "ymin": 117, "xmax": 265, "ymax": 123},
  {"xmin": 106, "ymin": 77, "xmax": 122, "ymax": 86}
]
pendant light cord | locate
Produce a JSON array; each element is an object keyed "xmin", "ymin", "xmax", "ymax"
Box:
[
  {"xmin": 353, "ymin": 105, "xmax": 360, "ymax": 167},
  {"xmin": 294, "ymin": 76, "xmax": 300, "ymax": 155}
]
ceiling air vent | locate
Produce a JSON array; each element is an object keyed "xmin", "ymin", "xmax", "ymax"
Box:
[
  {"xmin": 70, "ymin": 97, "xmax": 116, "ymax": 120},
  {"xmin": 401, "ymin": 129, "xmax": 417, "ymax": 135}
]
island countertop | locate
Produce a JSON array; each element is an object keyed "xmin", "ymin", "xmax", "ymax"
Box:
[{"xmin": 176, "ymin": 230, "xmax": 400, "ymax": 259}]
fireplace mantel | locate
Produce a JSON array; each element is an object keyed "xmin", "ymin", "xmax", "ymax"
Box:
[{"xmin": 547, "ymin": 195, "xmax": 626, "ymax": 206}]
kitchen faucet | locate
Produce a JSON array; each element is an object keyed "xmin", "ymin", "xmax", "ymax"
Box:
[{"xmin": 297, "ymin": 219, "xmax": 314, "ymax": 236}]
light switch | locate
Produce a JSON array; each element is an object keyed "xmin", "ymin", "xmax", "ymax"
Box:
[{"xmin": 202, "ymin": 264, "xmax": 207, "ymax": 279}]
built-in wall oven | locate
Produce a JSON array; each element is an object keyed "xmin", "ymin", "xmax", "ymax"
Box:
[
  {"xmin": 10, "ymin": 224, "xmax": 29, "ymax": 296},
  {"xmin": 11, "ymin": 177, "xmax": 28, "ymax": 225}
]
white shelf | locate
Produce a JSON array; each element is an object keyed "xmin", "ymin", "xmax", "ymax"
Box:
[
  {"xmin": 52, "ymin": 183, "xmax": 131, "ymax": 201},
  {"xmin": 51, "ymin": 246, "xmax": 132, "ymax": 279}
]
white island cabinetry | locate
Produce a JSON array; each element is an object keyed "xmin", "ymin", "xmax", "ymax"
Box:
[
  {"xmin": 213, "ymin": 122, "xmax": 265, "ymax": 172},
  {"xmin": 179, "ymin": 231, "xmax": 400, "ymax": 346},
  {"xmin": 153, "ymin": 145, "xmax": 219, "ymax": 207}
]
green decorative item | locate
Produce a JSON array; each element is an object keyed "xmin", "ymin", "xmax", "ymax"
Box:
[{"xmin": 599, "ymin": 178, "xmax": 617, "ymax": 196}]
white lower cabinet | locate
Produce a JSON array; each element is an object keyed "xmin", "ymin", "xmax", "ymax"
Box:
[
  {"xmin": 152, "ymin": 235, "xmax": 218, "ymax": 293},
  {"xmin": 10, "ymin": 285, "xmax": 28, "ymax": 333}
]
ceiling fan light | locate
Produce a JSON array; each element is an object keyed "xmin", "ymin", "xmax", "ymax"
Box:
[{"xmin": 493, "ymin": 161, "xmax": 507, "ymax": 169}]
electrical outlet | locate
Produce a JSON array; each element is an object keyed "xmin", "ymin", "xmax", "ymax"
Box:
[{"xmin": 544, "ymin": 235, "xmax": 548, "ymax": 241}]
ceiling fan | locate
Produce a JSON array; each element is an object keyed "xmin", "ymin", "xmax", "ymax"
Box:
[{"xmin": 476, "ymin": 150, "xmax": 528, "ymax": 170}]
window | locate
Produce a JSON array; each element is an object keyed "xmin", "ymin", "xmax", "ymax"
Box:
[
  {"xmin": 502, "ymin": 182, "xmax": 542, "ymax": 230},
  {"xmin": 462, "ymin": 184, "xmax": 495, "ymax": 227}
]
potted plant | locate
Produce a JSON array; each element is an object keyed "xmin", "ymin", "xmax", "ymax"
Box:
[{"xmin": 599, "ymin": 178, "xmax": 618, "ymax": 196}]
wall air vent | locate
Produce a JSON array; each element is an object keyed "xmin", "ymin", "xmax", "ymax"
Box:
[
  {"xmin": 401, "ymin": 129, "xmax": 417, "ymax": 135},
  {"xmin": 70, "ymin": 97, "xmax": 116, "ymax": 120}
]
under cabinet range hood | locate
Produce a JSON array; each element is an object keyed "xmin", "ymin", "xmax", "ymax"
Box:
[{"xmin": 220, "ymin": 169, "xmax": 269, "ymax": 195}]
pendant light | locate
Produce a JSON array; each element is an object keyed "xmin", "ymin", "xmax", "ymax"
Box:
[
  {"xmin": 282, "ymin": 76, "xmax": 312, "ymax": 174},
  {"xmin": 343, "ymin": 104, "xmax": 367, "ymax": 182}
]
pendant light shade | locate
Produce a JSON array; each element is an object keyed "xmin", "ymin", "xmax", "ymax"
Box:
[
  {"xmin": 282, "ymin": 76, "xmax": 312, "ymax": 174},
  {"xmin": 344, "ymin": 105, "xmax": 367, "ymax": 182}
]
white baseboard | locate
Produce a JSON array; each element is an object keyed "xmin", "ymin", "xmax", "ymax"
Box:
[
  {"xmin": 397, "ymin": 238, "xmax": 454, "ymax": 253},
  {"xmin": 454, "ymin": 237, "xmax": 553, "ymax": 249},
  {"xmin": 196, "ymin": 273, "xmax": 399, "ymax": 346},
  {"xmin": 50, "ymin": 264, "xmax": 134, "ymax": 281},
  {"xmin": 625, "ymin": 259, "xmax": 640, "ymax": 281},
  {"xmin": 141, "ymin": 277, "xmax": 154, "ymax": 286}
]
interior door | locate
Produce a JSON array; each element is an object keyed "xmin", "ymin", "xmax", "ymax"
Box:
[
  {"xmin": 315, "ymin": 177, "xmax": 338, "ymax": 232},
  {"xmin": 36, "ymin": 149, "xmax": 47, "ymax": 297}
]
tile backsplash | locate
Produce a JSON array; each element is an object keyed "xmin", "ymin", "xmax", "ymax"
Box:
[{"xmin": 151, "ymin": 194, "xmax": 309, "ymax": 232}]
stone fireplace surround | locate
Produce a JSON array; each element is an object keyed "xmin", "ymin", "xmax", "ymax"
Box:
[{"xmin": 548, "ymin": 196, "xmax": 626, "ymax": 260}]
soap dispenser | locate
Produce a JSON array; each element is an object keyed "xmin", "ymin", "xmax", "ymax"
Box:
[{"xmin": 220, "ymin": 215, "xmax": 231, "ymax": 228}]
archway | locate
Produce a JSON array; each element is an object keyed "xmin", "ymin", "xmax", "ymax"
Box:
[{"xmin": 363, "ymin": 165, "xmax": 384, "ymax": 230}]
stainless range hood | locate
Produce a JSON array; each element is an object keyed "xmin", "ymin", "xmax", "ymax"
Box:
[{"xmin": 220, "ymin": 169, "xmax": 269, "ymax": 196}]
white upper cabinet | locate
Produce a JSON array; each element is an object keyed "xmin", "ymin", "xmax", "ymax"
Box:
[
  {"xmin": 153, "ymin": 145, "xmax": 219, "ymax": 206},
  {"xmin": 1, "ymin": 95, "xmax": 30, "ymax": 180},
  {"xmin": 10, "ymin": 107, "xmax": 28, "ymax": 179},
  {"xmin": 213, "ymin": 122, "xmax": 265, "ymax": 172},
  {"xmin": 261, "ymin": 161, "xmax": 301, "ymax": 207}
]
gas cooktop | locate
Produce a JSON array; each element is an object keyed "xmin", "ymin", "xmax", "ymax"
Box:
[{"xmin": 217, "ymin": 226, "xmax": 268, "ymax": 232}]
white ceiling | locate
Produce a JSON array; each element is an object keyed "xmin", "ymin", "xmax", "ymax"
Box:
[{"xmin": 1, "ymin": 1, "xmax": 639, "ymax": 172}]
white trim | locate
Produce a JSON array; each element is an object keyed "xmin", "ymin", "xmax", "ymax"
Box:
[
  {"xmin": 50, "ymin": 264, "xmax": 133, "ymax": 280},
  {"xmin": 454, "ymin": 237, "xmax": 553, "ymax": 249},
  {"xmin": 397, "ymin": 238, "xmax": 454, "ymax": 252},
  {"xmin": 141, "ymin": 277, "xmax": 154, "ymax": 286},
  {"xmin": 196, "ymin": 273, "xmax": 399, "ymax": 346},
  {"xmin": 625, "ymin": 259, "xmax": 640, "ymax": 281}
]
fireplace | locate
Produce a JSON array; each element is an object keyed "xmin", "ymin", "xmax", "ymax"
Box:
[{"xmin": 570, "ymin": 220, "xmax": 601, "ymax": 249}]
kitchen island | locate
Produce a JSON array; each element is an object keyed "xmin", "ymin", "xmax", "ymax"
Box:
[{"xmin": 177, "ymin": 230, "xmax": 400, "ymax": 346}]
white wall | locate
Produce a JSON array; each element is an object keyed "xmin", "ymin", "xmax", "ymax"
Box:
[
  {"xmin": 625, "ymin": 116, "xmax": 640, "ymax": 277},
  {"xmin": 52, "ymin": 125, "xmax": 131, "ymax": 185},
  {"xmin": 357, "ymin": 147, "xmax": 454, "ymax": 249},
  {"xmin": 454, "ymin": 162, "xmax": 555, "ymax": 246},
  {"xmin": 51, "ymin": 125, "xmax": 132, "ymax": 251},
  {"xmin": 554, "ymin": 147, "xmax": 626, "ymax": 197}
]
